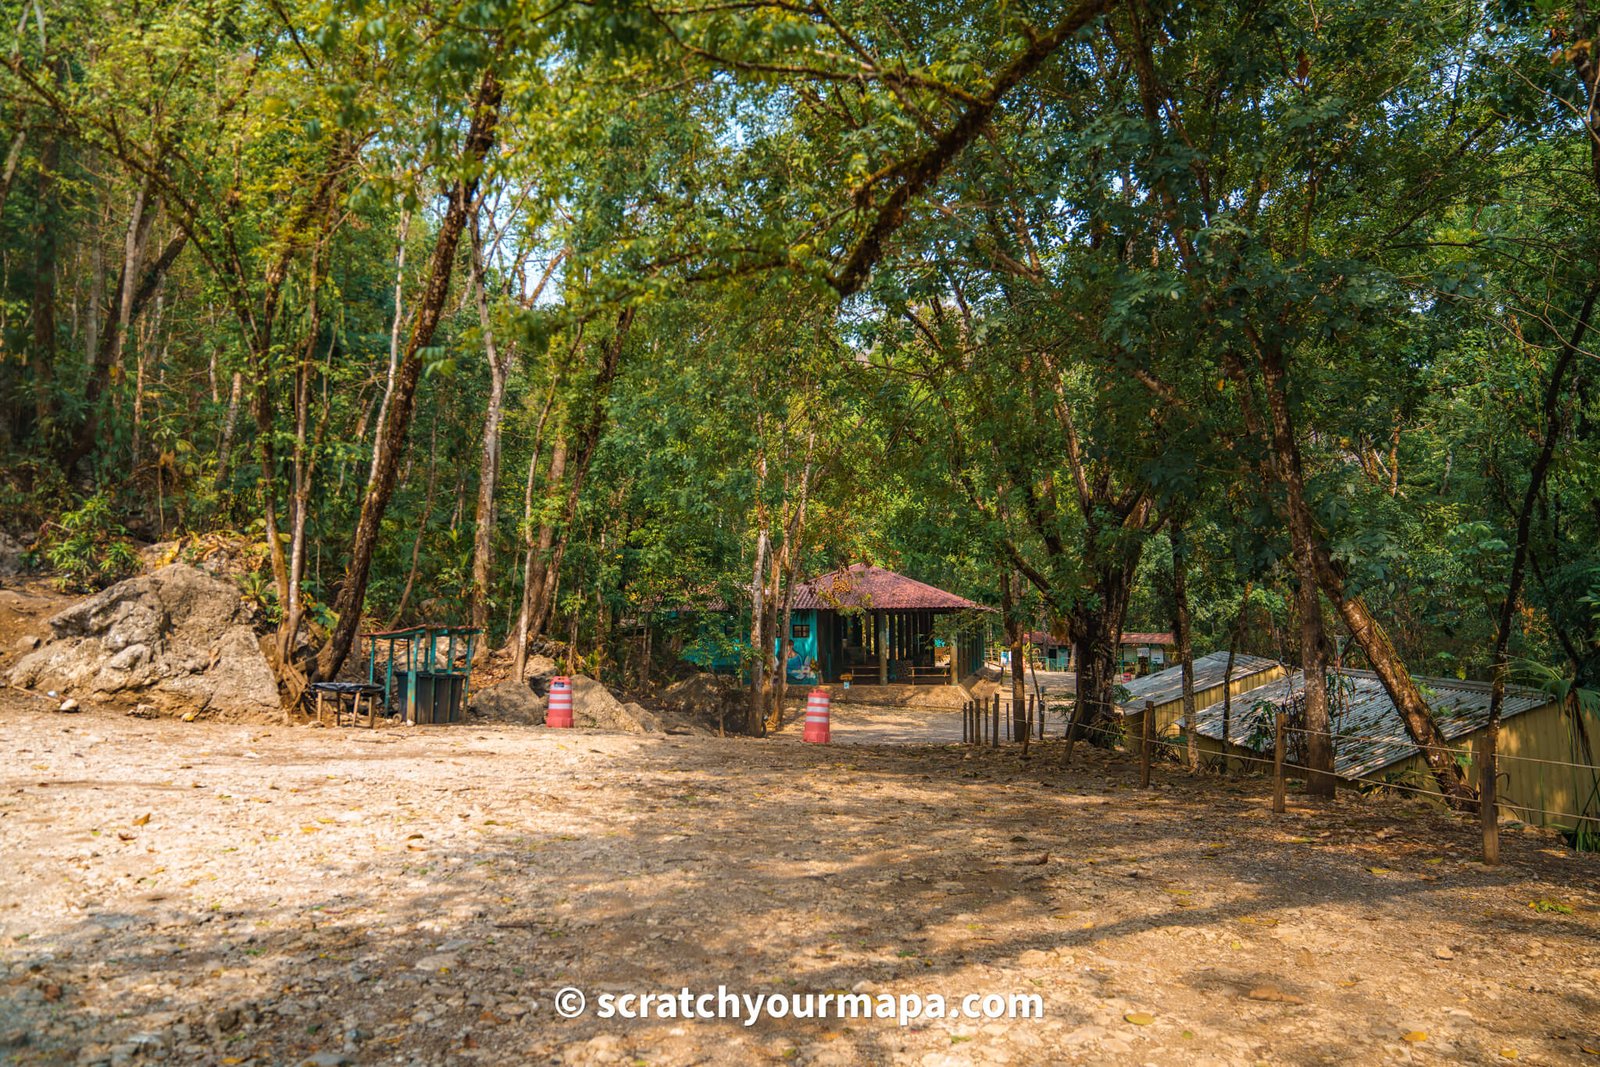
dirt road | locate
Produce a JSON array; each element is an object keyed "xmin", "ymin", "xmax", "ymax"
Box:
[{"xmin": 3, "ymin": 689, "xmax": 1598, "ymax": 1066}]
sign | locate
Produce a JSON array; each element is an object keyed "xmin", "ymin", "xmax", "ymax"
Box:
[{"xmin": 1150, "ymin": 647, "xmax": 1166, "ymax": 667}]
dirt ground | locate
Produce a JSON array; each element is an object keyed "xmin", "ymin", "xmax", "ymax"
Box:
[{"xmin": 4, "ymin": 684, "xmax": 1599, "ymax": 1067}]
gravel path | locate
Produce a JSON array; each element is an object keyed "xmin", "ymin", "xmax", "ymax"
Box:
[{"xmin": 3, "ymin": 689, "xmax": 1598, "ymax": 1067}]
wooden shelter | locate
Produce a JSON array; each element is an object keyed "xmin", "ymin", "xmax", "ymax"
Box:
[{"xmin": 782, "ymin": 565, "xmax": 988, "ymax": 685}]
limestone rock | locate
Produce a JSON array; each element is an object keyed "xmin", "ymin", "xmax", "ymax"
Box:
[
  {"xmin": 0, "ymin": 532, "xmax": 25, "ymax": 577},
  {"xmin": 6, "ymin": 563, "xmax": 279, "ymax": 720}
]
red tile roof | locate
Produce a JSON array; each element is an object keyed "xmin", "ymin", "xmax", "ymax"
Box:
[{"xmin": 793, "ymin": 564, "xmax": 986, "ymax": 612}]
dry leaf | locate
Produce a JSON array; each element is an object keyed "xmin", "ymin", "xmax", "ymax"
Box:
[
  {"xmin": 133, "ymin": 813, "xmax": 151, "ymax": 827},
  {"xmin": 1124, "ymin": 1012, "xmax": 1155, "ymax": 1026},
  {"xmin": 1246, "ymin": 985, "xmax": 1305, "ymax": 1005},
  {"xmin": 1402, "ymin": 1031, "xmax": 1428, "ymax": 1043}
]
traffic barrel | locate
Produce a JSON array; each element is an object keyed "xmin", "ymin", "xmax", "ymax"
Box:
[
  {"xmin": 802, "ymin": 688, "xmax": 831, "ymax": 743},
  {"xmin": 546, "ymin": 676, "xmax": 573, "ymax": 728}
]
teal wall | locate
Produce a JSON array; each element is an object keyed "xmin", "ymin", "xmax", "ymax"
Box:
[{"xmin": 780, "ymin": 609, "xmax": 820, "ymax": 683}]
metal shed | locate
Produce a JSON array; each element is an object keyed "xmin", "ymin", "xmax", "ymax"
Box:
[
  {"xmin": 1114, "ymin": 651, "xmax": 1287, "ymax": 740},
  {"xmin": 1190, "ymin": 668, "xmax": 1597, "ymax": 831}
]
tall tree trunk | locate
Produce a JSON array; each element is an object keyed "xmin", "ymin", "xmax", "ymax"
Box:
[
  {"xmin": 523, "ymin": 435, "xmax": 569, "ymax": 649},
  {"xmin": 511, "ymin": 385, "xmax": 557, "ymax": 677},
  {"xmin": 63, "ymin": 209, "xmax": 188, "ymax": 473},
  {"xmin": 1220, "ymin": 580, "xmax": 1253, "ymax": 773},
  {"xmin": 1002, "ymin": 570, "xmax": 1028, "ymax": 746},
  {"xmin": 523, "ymin": 309, "xmax": 636, "ymax": 639},
  {"xmin": 1485, "ymin": 284, "xmax": 1597, "ymax": 785},
  {"xmin": 28, "ymin": 123, "xmax": 60, "ymax": 444},
  {"xmin": 467, "ymin": 213, "xmax": 511, "ymax": 649},
  {"xmin": 1228, "ymin": 346, "xmax": 1465, "ymax": 802},
  {"xmin": 746, "ymin": 526, "xmax": 770, "ymax": 736},
  {"xmin": 369, "ymin": 210, "xmax": 412, "ymax": 486},
  {"xmin": 1170, "ymin": 514, "xmax": 1198, "ymax": 770},
  {"xmin": 391, "ymin": 415, "xmax": 442, "ymax": 627},
  {"xmin": 214, "ymin": 371, "xmax": 243, "ymax": 492},
  {"xmin": 316, "ymin": 69, "xmax": 503, "ymax": 682},
  {"xmin": 1256, "ymin": 343, "xmax": 1335, "ymax": 798}
]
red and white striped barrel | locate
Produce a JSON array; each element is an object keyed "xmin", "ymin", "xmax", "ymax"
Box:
[
  {"xmin": 546, "ymin": 676, "xmax": 573, "ymax": 728},
  {"xmin": 802, "ymin": 688, "xmax": 830, "ymax": 744}
]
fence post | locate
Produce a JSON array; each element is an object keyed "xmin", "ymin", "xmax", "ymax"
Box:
[
  {"xmin": 1036, "ymin": 695, "xmax": 1045, "ymax": 741},
  {"xmin": 1476, "ymin": 735, "xmax": 1499, "ymax": 866},
  {"xmin": 1139, "ymin": 698, "xmax": 1154, "ymax": 788},
  {"xmin": 962, "ymin": 700, "xmax": 969, "ymax": 744},
  {"xmin": 1272, "ymin": 710, "xmax": 1287, "ymax": 814},
  {"xmin": 991, "ymin": 693, "xmax": 1000, "ymax": 750}
]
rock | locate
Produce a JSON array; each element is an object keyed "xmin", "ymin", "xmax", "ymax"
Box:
[
  {"xmin": 0, "ymin": 532, "xmax": 25, "ymax": 577},
  {"xmin": 1434, "ymin": 946, "xmax": 1455, "ymax": 960},
  {"xmin": 58, "ymin": 698, "xmax": 81, "ymax": 713},
  {"xmin": 524, "ymin": 654, "xmax": 558, "ymax": 679},
  {"xmin": 303, "ymin": 1053, "xmax": 352, "ymax": 1067},
  {"xmin": 6, "ymin": 564, "xmax": 279, "ymax": 720},
  {"xmin": 16, "ymin": 635, "xmax": 39, "ymax": 652},
  {"xmin": 127, "ymin": 703, "xmax": 159, "ymax": 719}
]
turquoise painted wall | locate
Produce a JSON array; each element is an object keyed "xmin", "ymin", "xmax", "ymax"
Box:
[{"xmin": 779, "ymin": 609, "xmax": 820, "ymax": 683}]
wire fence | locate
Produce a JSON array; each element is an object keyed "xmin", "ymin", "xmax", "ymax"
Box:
[{"xmin": 958, "ymin": 695, "xmax": 1600, "ymax": 857}]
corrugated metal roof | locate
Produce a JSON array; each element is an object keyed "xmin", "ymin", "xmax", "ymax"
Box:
[
  {"xmin": 792, "ymin": 565, "xmax": 985, "ymax": 612},
  {"xmin": 1191, "ymin": 669, "xmax": 1552, "ymax": 779},
  {"xmin": 1114, "ymin": 652, "xmax": 1283, "ymax": 712}
]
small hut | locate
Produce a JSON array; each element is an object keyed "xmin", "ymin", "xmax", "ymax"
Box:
[
  {"xmin": 1192, "ymin": 669, "xmax": 1599, "ymax": 832},
  {"xmin": 1115, "ymin": 651, "xmax": 1287, "ymax": 739},
  {"xmin": 784, "ymin": 564, "xmax": 988, "ymax": 685}
]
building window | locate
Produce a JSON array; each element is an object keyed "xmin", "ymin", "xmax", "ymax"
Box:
[{"xmin": 792, "ymin": 624, "xmax": 811, "ymax": 639}]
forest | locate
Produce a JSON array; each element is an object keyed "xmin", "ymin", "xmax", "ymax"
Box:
[{"xmin": 2, "ymin": 0, "xmax": 1598, "ymax": 799}]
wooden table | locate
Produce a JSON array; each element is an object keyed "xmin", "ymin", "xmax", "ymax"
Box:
[{"xmin": 311, "ymin": 682, "xmax": 385, "ymax": 728}]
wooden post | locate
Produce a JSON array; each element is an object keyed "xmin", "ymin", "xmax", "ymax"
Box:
[
  {"xmin": 1272, "ymin": 710, "xmax": 1287, "ymax": 814},
  {"xmin": 877, "ymin": 610, "xmax": 888, "ymax": 685},
  {"xmin": 1139, "ymin": 698, "xmax": 1154, "ymax": 788},
  {"xmin": 366, "ymin": 690, "xmax": 376, "ymax": 728},
  {"xmin": 1477, "ymin": 735, "xmax": 1499, "ymax": 866},
  {"xmin": 991, "ymin": 692, "xmax": 1000, "ymax": 749}
]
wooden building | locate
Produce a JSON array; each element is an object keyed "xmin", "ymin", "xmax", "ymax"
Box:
[{"xmin": 781, "ymin": 565, "xmax": 988, "ymax": 685}]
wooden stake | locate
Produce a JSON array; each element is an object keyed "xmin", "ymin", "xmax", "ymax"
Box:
[
  {"xmin": 991, "ymin": 692, "xmax": 1000, "ymax": 749},
  {"xmin": 1139, "ymin": 698, "xmax": 1154, "ymax": 788},
  {"xmin": 1272, "ymin": 710, "xmax": 1287, "ymax": 813},
  {"xmin": 1477, "ymin": 735, "xmax": 1499, "ymax": 866}
]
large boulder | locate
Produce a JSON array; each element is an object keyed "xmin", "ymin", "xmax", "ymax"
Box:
[{"xmin": 6, "ymin": 563, "xmax": 280, "ymax": 720}]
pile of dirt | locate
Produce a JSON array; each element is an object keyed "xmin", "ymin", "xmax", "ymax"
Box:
[
  {"xmin": 660, "ymin": 672, "xmax": 745, "ymax": 733},
  {"xmin": 5, "ymin": 563, "xmax": 280, "ymax": 720},
  {"xmin": 471, "ymin": 670, "xmax": 668, "ymax": 733}
]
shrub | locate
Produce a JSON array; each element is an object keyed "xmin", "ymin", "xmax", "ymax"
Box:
[{"xmin": 44, "ymin": 495, "xmax": 141, "ymax": 593}]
